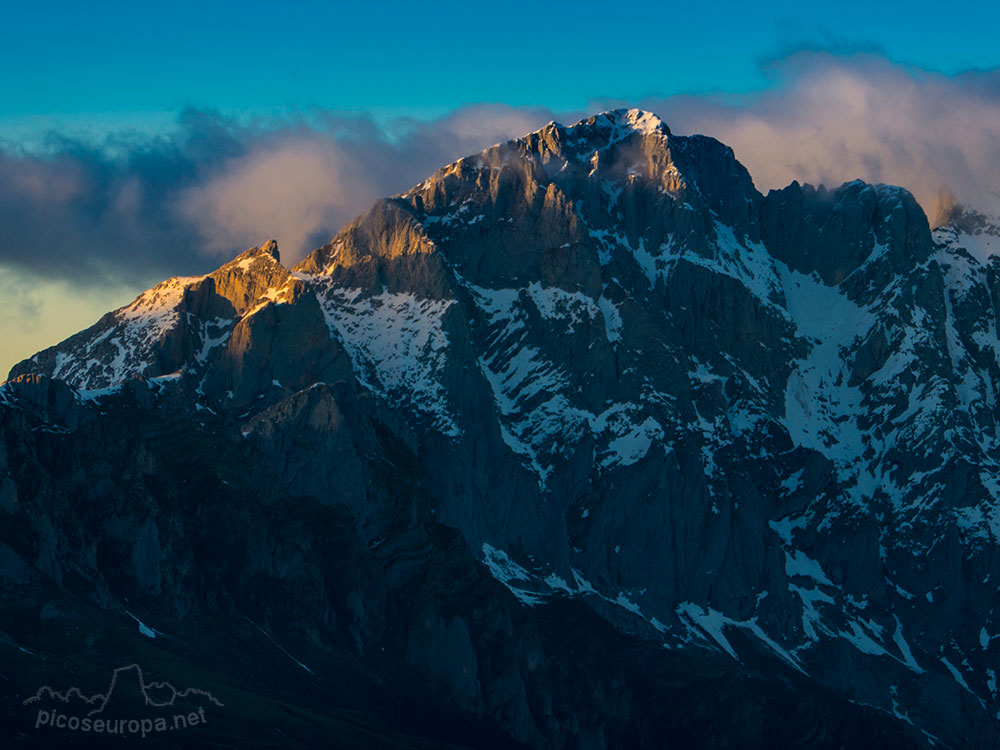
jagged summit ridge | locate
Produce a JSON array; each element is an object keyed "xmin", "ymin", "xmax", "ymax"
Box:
[
  {"xmin": 413, "ymin": 108, "xmax": 672, "ymax": 183},
  {"xmin": 596, "ymin": 107, "xmax": 671, "ymax": 136},
  {"xmin": 397, "ymin": 108, "xmax": 698, "ymax": 219},
  {"xmin": 542, "ymin": 108, "xmax": 671, "ymax": 147}
]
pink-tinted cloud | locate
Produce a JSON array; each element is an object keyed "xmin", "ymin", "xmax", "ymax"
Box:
[
  {"xmin": 643, "ymin": 52, "xmax": 1000, "ymax": 223},
  {"xmin": 175, "ymin": 105, "xmax": 556, "ymax": 264}
]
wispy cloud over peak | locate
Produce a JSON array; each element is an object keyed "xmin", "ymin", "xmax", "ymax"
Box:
[{"xmin": 644, "ymin": 52, "xmax": 1000, "ymax": 222}]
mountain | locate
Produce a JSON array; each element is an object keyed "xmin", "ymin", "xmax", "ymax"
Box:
[{"xmin": 3, "ymin": 108, "xmax": 1000, "ymax": 748}]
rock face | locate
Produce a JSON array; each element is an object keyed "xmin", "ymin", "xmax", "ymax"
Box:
[{"xmin": 4, "ymin": 109, "xmax": 1000, "ymax": 748}]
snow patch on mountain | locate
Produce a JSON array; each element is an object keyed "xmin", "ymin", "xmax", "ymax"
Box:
[
  {"xmin": 935, "ymin": 223, "xmax": 1000, "ymax": 266},
  {"xmin": 48, "ymin": 275, "xmax": 203, "ymax": 390},
  {"xmin": 525, "ymin": 282, "xmax": 600, "ymax": 333},
  {"xmin": 597, "ymin": 293, "xmax": 623, "ymax": 343},
  {"xmin": 470, "ymin": 283, "xmax": 663, "ymax": 484},
  {"xmin": 315, "ymin": 283, "xmax": 460, "ymax": 436},
  {"xmin": 481, "ymin": 544, "xmax": 546, "ymax": 606},
  {"xmin": 779, "ymin": 264, "xmax": 873, "ymax": 465},
  {"xmin": 588, "ymin": 109, "xmax": 669, "ymax": 147},
  {"xmin": 605, "ymin": 221, "xmax": 783, "ymax": 311}
]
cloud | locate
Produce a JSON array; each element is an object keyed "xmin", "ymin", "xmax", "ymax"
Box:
[
  {"xmin": 0, "ymin": 105, "xmax": 557, "ymax": 289},
  {"xmin": 2, "ymin": 51, "xmax": 1000, "ymax": 296},
  {"xmin": 176, "ymin": 105, "xmax": 556, "ymax": 264},
  {"xmin": 641, "ymin": 51, "xmax": 1000, "ymax": 223},
  {"xmin": 0, "ymin": 120, "xmax": 217, "ymax": 287},
  {"xmin": 176, "ymin": 131, "xmax": 378, "ymax": 260}
]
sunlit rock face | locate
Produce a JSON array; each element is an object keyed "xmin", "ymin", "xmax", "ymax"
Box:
[{"xmin": 4, "ymin": 109, "xmax": 1000, "ymax": 749}]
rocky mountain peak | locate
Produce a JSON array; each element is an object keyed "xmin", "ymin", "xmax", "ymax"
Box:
[
  {"xmin": 563, "ymin": 108, "xmax": 672, "ymax": 144},
  {"xmin": 937, "ymin": 204, "xmax": 1000, "ymax": 238},
  {"xmin": 761, "ymin": 178, "xmax": 932, "ymax": 289},
  {"xmin": 260, "ymin": 237, "xmax": 279, "ymax": 260},
  {"xmin": 212, "ymin": 238, "xmax": 283, "ymax": 274},
  {"xmin": 290, "ymin": 109, "xmax": 766, "ymax": 298},
  {"xmin": 207, "ymin": 239, "xmax": 290, "ymax": 315},
  {"xmin": 7, "ymin": 111, "xmax": 1000, "ymax": 749},
  {"xmin": 932, "ymin": 204, "xmax": 1000, "ymax": 265}
]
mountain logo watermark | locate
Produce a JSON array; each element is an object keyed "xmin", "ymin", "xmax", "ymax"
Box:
[{"xmin": 23, "ymin": 664, "xmax": 224, "ymax": 739}]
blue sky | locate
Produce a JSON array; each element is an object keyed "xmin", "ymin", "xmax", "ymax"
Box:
[
  {"xmin": 2, "ymin": 1, "xmax": 1000, "ymax": 377},
  {"xmin": 3, "ymin": 1, "xmax": 998, "ymax": 133}
]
